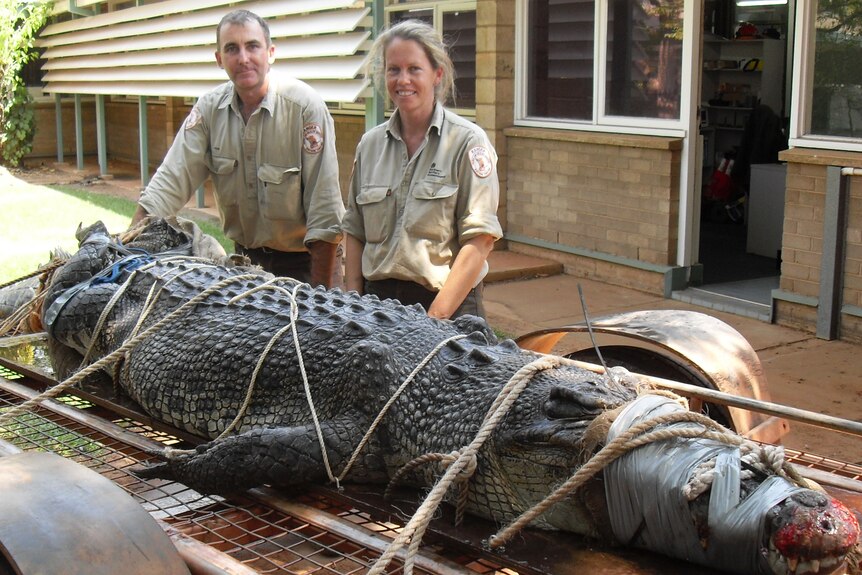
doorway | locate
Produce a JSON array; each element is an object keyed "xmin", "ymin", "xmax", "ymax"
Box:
[{"xmin": 697, "ymin": 0, "xmax": 792, "ymax": 306}]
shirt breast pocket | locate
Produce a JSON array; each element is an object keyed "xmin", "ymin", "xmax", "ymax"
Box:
[
  {"xmin": 206, "ymin": 155, "xmax": 239, "ymax": 206},
  {"xmin": 356, "ymin": 185, "xmax": 393, "ymax": 244},
  {"xmin": 405, "ymin": 182, "xmax": 458, "ymax": 242},
  {"xmin": 258, "ymin": 164, "xmax": 302, "ymax": 221}
]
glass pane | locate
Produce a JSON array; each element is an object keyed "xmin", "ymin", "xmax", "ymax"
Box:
[
  {"xmin": 527, "ymin": 0, "xmax": 595, "ymax": 120},
  {"xmin": 443, "ymin": 10, "xmax": 476, "ymax": 108},
  {"xmin": 389, "ymin": 8, "xmax": 433, "ymax": 27},
  {"xmin": 605, "ymin": 0, "xmax": 683, "ymax": 119},
  {"xmin": 810, "ymin": 1, "xmax": 862, "ymax": 138}
]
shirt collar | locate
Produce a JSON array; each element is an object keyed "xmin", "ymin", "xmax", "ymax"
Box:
[
  {"xmin": 219, "ymin": 76, "xmax": 275, "ymax": 117},
  {"xmin": 385, "ymin": 101, "xmax": 445, "ymax": 140}
]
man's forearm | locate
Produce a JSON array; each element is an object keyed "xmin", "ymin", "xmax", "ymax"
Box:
[
  {"xmin": 307, "ymin": 240, "xmax": 339, "ymax": 288},
  {"xmin": 131, "ymin": 204, "xmax": 150, "ymax": 226}
]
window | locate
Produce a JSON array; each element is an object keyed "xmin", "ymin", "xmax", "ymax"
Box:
[
  {"xmin": 526, "ymin": 0, "xmax": 594, "ymax": 120},
  {"xmin": 521, "ymin": 0, "xmax": 685, "ymax": 126},
  {"xmin": 809, "ymin": 1, "xmax": 862, "ymax": 139},
  {"xmin": 386, "ymin": 1, "xmax": 477, "ymax": 111},
  {"xmin": 605, "ymin": 0, "xmax": 683, "ymax": 119}
]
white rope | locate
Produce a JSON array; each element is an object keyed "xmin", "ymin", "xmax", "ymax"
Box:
[
  {"xmin": 368, "ymin": 355, "xmax": 565, "ymax": 575},
  {"xmin": 128, "ymin": 262, "xmax": 219, "ymax": 340},
  {"xmin": 683, "ymin": 441, "xmax": 791, "ymax": 500},
  {"xmin": 79, "ymin": 258, "xmax": 218, "ymax": 367}
]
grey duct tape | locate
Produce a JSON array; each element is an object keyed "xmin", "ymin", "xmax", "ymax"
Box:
[{"xmin": 604, "ymin": 395, "xmax": 803, "ymax": 574}]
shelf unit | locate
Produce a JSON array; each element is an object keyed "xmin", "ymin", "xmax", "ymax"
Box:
[{"xmin": 701, "ymin": 37, "xmax": 786, "ymax": 178}]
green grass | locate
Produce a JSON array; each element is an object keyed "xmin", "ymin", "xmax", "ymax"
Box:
[{"xmin": 0, "ymin": 178, "xmax": 230, "ymax": 284}]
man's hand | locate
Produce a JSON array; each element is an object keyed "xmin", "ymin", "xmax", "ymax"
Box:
[{"xmin": 307, "ymin": 240, "xmax": 339, "ymax": 289}]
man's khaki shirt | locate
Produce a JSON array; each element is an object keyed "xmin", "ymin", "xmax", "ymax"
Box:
[
  {"xmin": 139, "ymin": 74, "xmax": 344, "ymax": 252},
  {"xmin": 343, "ymin": 104, "xmax": 503, "ymax": 291}
]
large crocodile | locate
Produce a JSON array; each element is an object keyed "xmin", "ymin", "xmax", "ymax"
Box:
[{"xmin": 41, "ymin": 219, "xmax": 860, "ymax": 575}]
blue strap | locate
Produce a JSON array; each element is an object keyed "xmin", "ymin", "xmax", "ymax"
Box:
[
  {"xmin": 44, "ymin": 253, "xmax": 155, "ymax": 336},
  {"xmin": 91, "ymin": 254, "xmax": 154, "ymax": 285}
]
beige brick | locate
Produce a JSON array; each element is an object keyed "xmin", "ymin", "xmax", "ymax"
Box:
[
  {"xmin": 783, "ymin": 233, "xmax": 813, "ymax": 251},
  {"xmin": 788, "ymin": 175, "xmax": 817, "ymax": 192},
  {"xmin": 784, "ymin": 204, "xmax": 816, "ymax": 222}
]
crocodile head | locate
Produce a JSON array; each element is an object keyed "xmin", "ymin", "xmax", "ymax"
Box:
[{"xmin": 765, "ymin": 489, "xmax": 860, "ymax": 575}]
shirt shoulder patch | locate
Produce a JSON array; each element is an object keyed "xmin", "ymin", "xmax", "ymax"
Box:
[
  {"xmin": 468, "ymin": 146, "xmax": 493, "ymax": 178},
  {"xmin": 303, "ymin": 122, "xmax": 324, "ymax": 154},
  {"xmin": 184, "ymin": 107, "xmax": 202, "ymax": 131}
]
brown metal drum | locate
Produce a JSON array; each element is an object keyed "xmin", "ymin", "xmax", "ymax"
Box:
[{"xmin": 0, "ymin": 452, "xmax": 190, "ymax": 575}]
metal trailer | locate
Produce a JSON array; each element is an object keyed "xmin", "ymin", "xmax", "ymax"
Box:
[{"xmin": 0, "ymin": 328, "xmax": 859, "ymax": 575}]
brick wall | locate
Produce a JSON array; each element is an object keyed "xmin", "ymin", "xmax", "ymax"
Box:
[
  {"xmin": 104, "ymin": 99, "xmax": 169, "ymax": 171},
  {"xmin": 28, "ymin": 98, "xmax": 98, "ymax": 159},
  {"xmin": 777, "ymin": 148, "xmax": 862, "ymax": 342},
  {"xmin": 503, "ymin": 127, "xmax": 682, "ymax": 294},
  {"xmin": 476, "ymin": 0, "xmax": 515, "ymax": 234}
]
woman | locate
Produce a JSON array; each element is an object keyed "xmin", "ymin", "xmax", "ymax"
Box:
[{"xmin": 343, "ymin": 20, "xmax": 503, "ymax": 320}]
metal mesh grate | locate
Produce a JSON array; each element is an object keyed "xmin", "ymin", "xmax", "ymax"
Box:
[
  {"xmin": 0, "ymin": 386, "xmax": 516, "ymax": 575},
  {"xmin": 785, "ymin": 449, "xmax": 862, "ymax": 482}
]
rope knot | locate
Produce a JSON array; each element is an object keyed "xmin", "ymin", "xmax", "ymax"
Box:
[{"xmin": 441, "ymin": 450, "xmax": 478, "ymax": 481}]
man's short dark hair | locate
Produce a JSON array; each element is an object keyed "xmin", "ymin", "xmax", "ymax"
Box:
[{"xmin": 216, "ymin": 9, "xmax": 272, "ymax": 47}]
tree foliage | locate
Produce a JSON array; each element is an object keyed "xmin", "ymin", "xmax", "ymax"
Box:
[{"xmin": 0, "ymin": 0, "xmax": 52, "ymax": 167}]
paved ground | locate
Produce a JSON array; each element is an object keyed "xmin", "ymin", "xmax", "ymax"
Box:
[{"xmin": 10, "ymin": 158, "xmax": 862, "ymax": 465}]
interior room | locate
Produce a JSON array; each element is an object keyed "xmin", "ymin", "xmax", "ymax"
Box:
[{"xmin": 698, "ymin": 0, "xmax": 791, "ymax": 305}]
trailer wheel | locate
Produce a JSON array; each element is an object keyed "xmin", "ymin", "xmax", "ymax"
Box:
[{"xmin": 565, "ymin": 345, "xmax": 734, "ymax": 429}]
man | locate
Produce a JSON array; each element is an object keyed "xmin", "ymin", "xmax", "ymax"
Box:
[{"xmin": 132, "ymin": 9, "xmax": 344, "ymax": 287}]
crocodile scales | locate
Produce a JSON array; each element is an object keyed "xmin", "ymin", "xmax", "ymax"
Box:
[{"xmin": 41, "ymin": 219, "xmax": 860, "ymax": 575}]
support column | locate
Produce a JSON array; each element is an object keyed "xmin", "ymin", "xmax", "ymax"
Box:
[
  {"xmin": 54, "ymin": 94, "xmax": 64, "ymax": 164},
  {"xmin": 74, "ymin": 94, "xmax": 84, "ymax": 170},
  {"xmin": 139, "ymin": 95, "xmax": 149, "ymax": 187},
  {"xmin": 817, "ymin": 167, "xmax": 850, "ymax": 340},
  {"xmin": 365, "ymin": 0, "xmax": 384, "ymax": 130},
  {"xmin": 95, "ymin": 94, "xmax": 108, "ymax": 175}
]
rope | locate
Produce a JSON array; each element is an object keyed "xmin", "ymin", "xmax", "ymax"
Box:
[
  {"xmin": 0, "ymin": 259, "xmax": 65, "ymax": 291},
  {"xmin": 0, "ymin": 273, "xmax": 262, "ymax": 427},
  {"xmin": 383, "ymin": 449, "xmax": 478, "ymax": 527},
  {"xmin": 367, "ymin": 355, "xmax": 564, "ymax": 575},
  {"xmin": 79, "ymin": 260, "xmax": 218, "ymax": 367},
  {"xmin": 0, "ymin": 258, "xmax": 65, "ymax": 337},
  {"xmin": 383, "ymin": 450, "xmax": 477, "ymax": 500},
  {"xmin": 487, "ymin": 406, "xmax": 807, "ymax": 549},
  {"xmin": 0, "ymin": 290, "xmax": 47, "ymax": 337},
  {"xmin": 336, "ymin": 333, "xmax": 468, "ymax": 486}
]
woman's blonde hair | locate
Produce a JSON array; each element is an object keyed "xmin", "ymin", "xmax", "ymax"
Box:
[{"xmin": 364, "ymin": 19, "xmax": 456, "ymax": 105}]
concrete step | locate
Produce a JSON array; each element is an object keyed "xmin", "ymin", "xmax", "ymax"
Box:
[{"xmin": 486, "ymin": 250, "xmax": 564, "ymax": 283}]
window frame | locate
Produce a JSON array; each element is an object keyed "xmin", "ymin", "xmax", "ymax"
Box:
[
  {"xmin": 514, "ymin": 0, "xmax": 694, "ymax": 137},
  {"xmin": 788, "ymin": 0, "xmax": 862, "ymax": 152},
  {"xmin": 384, "ymin": 0, "xmax": 477, "ymax": 119}
]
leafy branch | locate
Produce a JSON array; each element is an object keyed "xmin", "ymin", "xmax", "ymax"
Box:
[{"xmin": 0, "ymin": 0, "xmax": 52, "ymax": 166}]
